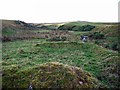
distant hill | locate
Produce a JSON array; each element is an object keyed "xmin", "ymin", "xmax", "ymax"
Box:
[
  {"xmin": 2, "ymin": 20, "xmax": 37, "ymax": 30},
  {"xmin": 2, "ymin": 19, "xmax": 119, "ymax": 51},
  {"xmin": 47, "ymin": 21, "xmax": 118, "ymax": 51},
  {"xmin": 2, "ymin": 20, "xmax": 39, "ymax": 41}
]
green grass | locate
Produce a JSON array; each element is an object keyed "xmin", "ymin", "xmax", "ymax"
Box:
[
  {"xmin": 2, "ymin": 20, "xmax": 119, "ymax": 88},
  {"xmin": 69, "ymin": 31, "xmax": 90, "ymax": 36},
  {"xmin": 32, "ymin": 30, "xmax": 51, "ymax": 33},
  {"xmin": 2, "ymin": 28, "xmax": 16, "ymax": 36},
  {"xmin": 62, "ymin": 21, "xmax": 110, "ymax": 27},
  {"xmin": 2, "ymin": 39, "xmax": 119, "ymax": 88},
  {"xmin": 3, "ymin": 62, "xmax": 100, "ymax": 88}
]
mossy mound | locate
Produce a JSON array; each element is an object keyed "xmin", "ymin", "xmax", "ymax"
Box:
[{"xmin": 3, "ymin": 62, "xmax": 101, "ymax": 88}]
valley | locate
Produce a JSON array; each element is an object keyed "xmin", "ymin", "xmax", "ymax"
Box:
[{"xmin": 1, "ymin": 20, "xmax": 119, "ymax": 89}]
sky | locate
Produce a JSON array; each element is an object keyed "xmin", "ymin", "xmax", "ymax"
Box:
[{"xmin": 0, "ymin": 0, "xmax": 119, "ymax": 23}]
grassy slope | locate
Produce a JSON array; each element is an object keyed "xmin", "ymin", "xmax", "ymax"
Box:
[
  {"xmin": 2, "ymin": 20, "xmax": 119, "ymax": 88},
  {"xmin": 66, "ymin": 21, "xmax": 119, "ymax": 51},
  {"xmin": 35, "ymin": 21, "xmax": 118, "ymax": 49},
  {"xmin": 3, "ymin": 62, "xmax": 100, "ymax": 88},
  {"xmin": 2, "ymin": 20, "xmax": 19, "ymax": 36},
  {"xmin": 88, "ymin": 24, "xmax": 119, "ymax": 51},
  {"xmin": 2, "ymin": 20, "xmax": 38, "ymax": 37},
  {"xmin": 2, "ymin": 39, "xmax": 119, "ymax": 88}
]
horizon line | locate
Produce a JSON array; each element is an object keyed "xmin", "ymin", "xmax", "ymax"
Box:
[{"xmin": 1, "ymin": 19, "xmax": 119, "ymax": 24}]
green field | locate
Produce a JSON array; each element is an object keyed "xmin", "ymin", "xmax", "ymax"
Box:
[
  {"xmin": 2, "ymin": 20, "xmax": 119, "ymax": 89},
  {"xmin": 2, "ymin": 38, "xmax": 119, "ymax": 88}
]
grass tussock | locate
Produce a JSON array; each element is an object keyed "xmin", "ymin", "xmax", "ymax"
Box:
[{"xmin": 3, "ymin": 62, "xmax": 101, "ymax": 88}]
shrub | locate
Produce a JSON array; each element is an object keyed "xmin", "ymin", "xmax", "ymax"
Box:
[
  {"xmin": 111, "ymin": 43, "xmax": 119, "ymax": 51},
  {"xmin": 92, "ymin": 32, "xmax": 105, "ymax": 39},
  {"xmin": 58, "ymin": 24, "xmax": 95, "ymax": 31},
  {"xmin": 94, "ymin": 40, "xmax": 100, "ymax": 44},
  {"xmin": 81, "ymin": 25, "xmax": 95, "ymax": 31},
  {"xmin": 105, "ymin": 44, "xmax": 110, "ymax": 48}
]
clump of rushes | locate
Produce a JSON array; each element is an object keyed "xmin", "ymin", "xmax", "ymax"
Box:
[{"xmin": 3, "ymin": 62, "xmax": 102, "ymax": 89}]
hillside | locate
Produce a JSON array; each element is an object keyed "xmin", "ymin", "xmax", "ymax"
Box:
[
  {"xmin": 51, "ymin": 21, "xmax": 119, "ymax": 51},
  {"xmin": 2, "ymin": 20, "xmax": 39, "ymax": 41},
  {"xmin": 88, "ymin": 24, "xmax": 119, "ymax": 51},
  {"xmin": 2, "ymin": 20, "xmax": 37, "ymax": 30},
  {"xmin": 65, "ymin": 21, "xmax": 118, "ymax": 51},
  {"xmin": 2, "ymin": 19, "xmax": 119, "ymax": 89},
  {"xmin": 2, "ymin": 20, "xmax": 119, "ymax": 51}
]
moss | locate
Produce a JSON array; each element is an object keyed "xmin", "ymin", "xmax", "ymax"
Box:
[{"xmin": 3, "ymin": 62, "xmax": 101, "ymax": 88}]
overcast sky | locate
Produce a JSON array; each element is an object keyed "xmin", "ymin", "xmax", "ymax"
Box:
[{"xmin": 0, "ymin": 0, "xmax": 119, "ymax": 23}]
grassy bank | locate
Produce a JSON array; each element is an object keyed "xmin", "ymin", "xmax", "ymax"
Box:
[{"xmin": 2, "ymin": 39, "xmax": 119, "ymax": 88}]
